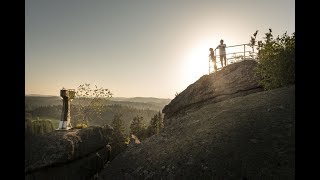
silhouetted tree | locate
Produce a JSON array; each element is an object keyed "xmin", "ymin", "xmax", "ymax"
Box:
[{"xmin": 249, "ymin": 30, "xmax": 259, "ymax": 56}]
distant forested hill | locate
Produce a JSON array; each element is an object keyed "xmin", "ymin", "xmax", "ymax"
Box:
[
  {"xmin": 25, "ymin": 96, "xmax": 171, "ymax": 133},
  {"xmin": 25, "ymin": 96, "xmax": 171, "ymax": 111},
  {"xmin": 25, "ymin": 96, "xmax": 61, "ymax": 111}
]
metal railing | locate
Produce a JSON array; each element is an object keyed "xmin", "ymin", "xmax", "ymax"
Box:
[{"xmin": 209, "ymin": 44, "xmax": 259, "ymax": 74}]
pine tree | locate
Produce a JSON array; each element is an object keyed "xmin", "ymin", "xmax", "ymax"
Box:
[
  {"xmin": 111, "ymin": 113, "xmax": 126, "ymax": 139},
  {"xmin": 158, "ymin": 111, "xmax": 164, "ymax": 130},
  {"xmin": 130, "ymin": 115, "xmax": 146, "ymax": 139},
  {"xmin": 110, "ymin": 113, "xmax": 127, "ymax": 159},
  {"xmin": 148, "ymin": 111, "xmax": 164, "ymax": 136}
]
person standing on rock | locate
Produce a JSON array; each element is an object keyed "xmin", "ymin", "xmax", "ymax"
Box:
[
  {"xmin": 209, "ymin": 48, "xmax": 218, "ymax": 72},
  {"xmin": 216, "ymin": 39, "xmax": 227, "ymax": 67}
]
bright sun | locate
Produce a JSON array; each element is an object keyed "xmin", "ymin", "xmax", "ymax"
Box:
[{"xmin": 183, "ymin": 41, "xmax": 212, "ymax": 85}]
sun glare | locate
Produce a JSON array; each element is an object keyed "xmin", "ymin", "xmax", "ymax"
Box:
[{"xmin": 182, "ymin": 41, "xmax": 212, "ymax": 85}]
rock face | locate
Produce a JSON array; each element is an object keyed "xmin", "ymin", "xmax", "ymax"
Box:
[
  {"xmin": 163, "ymin": 60, "xmax": 263, "ymax": 121},
  {"xmin": 25, "ymin": 125, "xmax": 113, "ymax": 180},
  {"xmin": 98, "ymin": 60, "xmax": 295, "ymax": 179},
  {"xmin": 99, "ymin": 86, "xmax": 295, "ymax": 179}
]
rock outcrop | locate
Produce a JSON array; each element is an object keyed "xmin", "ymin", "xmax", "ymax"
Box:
[
  {"xmin": 25, "ymin": 125, "xmax": 113, "ymax": 180},
  {"xmin": 163, "ymin": 60, "xmax": 263, "ymax": 121},
  {"xmin": 98, "ymin": 60, "xmax": 295, "ymax": 179},
  {"xmin": 99, "ymin": 86, "xmax": 295, "ymax": 179}
]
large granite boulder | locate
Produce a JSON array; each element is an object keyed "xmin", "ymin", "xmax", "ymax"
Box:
[
  {"xmin": 163, "ymin": 60, "xmax": 263, "ymax": 120},
  {"xmin": 25, "ymin": 125, "xmax": 113, "ymax": 179},
  {"xmin": 97, "ymin": 60, "xmax": 294, "ymax": 179},
  {"xmin": 99, "ymin": 85, "xmax": 295, "ymax": 179}
]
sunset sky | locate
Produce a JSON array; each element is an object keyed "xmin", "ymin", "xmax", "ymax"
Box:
[{"xmin": 25, "ymin": 0, "xmax": 295, "ymax": 98}]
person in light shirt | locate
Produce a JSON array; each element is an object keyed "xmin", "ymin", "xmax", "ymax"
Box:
[{"xmin": 216, "ymin": 39, "xmax": 227, "ymax": 67}]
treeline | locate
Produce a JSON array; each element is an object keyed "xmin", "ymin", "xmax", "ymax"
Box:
[
  {"xmin": 25, "ymin": 96, "xmax": 61, "ymax": 111},
  {"xmin": 29, "ymin": 104, "xmax": 160, "ymax": 133},
  {"xmin": 30, "ymin": 105, "xmax": 62, "ymax": 120}
]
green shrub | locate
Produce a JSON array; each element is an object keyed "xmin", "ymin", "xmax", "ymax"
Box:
[
  {"xmin": 75, "ymin": 123, "xmax": 88, "ymax": 129},
  {"xmin": 252, "ymin": 29, "xmax": 295, "ymax": 90},
  {"xmin": 31, "ymin": 119, "xmax": 55, "ymax": 135}
]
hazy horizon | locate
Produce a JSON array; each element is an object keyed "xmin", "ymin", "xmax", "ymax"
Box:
[
  {"xmin": 26, "ymin": 0, "xmax": 295, "ymax": 99},
  {"xmin": 25, "ymin": 93, "xmax": 171, "ymax": 99}
]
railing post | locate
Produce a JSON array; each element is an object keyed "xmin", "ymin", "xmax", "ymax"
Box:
[
  {"xmin": 244, "ymin": 44, "xmax": 246, "ymax": 59},
  {"xmin": 214, "ymin": 49, "xmax": 217, "ymax": 72},
  {"xmin": 208, "ymin": 57, "xmax": 210, "ymax": 74}
]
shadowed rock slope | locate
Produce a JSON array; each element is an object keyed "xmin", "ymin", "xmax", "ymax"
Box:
[
  {"xmin": 25, "ymin": 126, "xmax": 113, "ymax": 180},
  {"xmin": 98, "ymin": 60, "xmax": 295, "ymax": 179}
]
